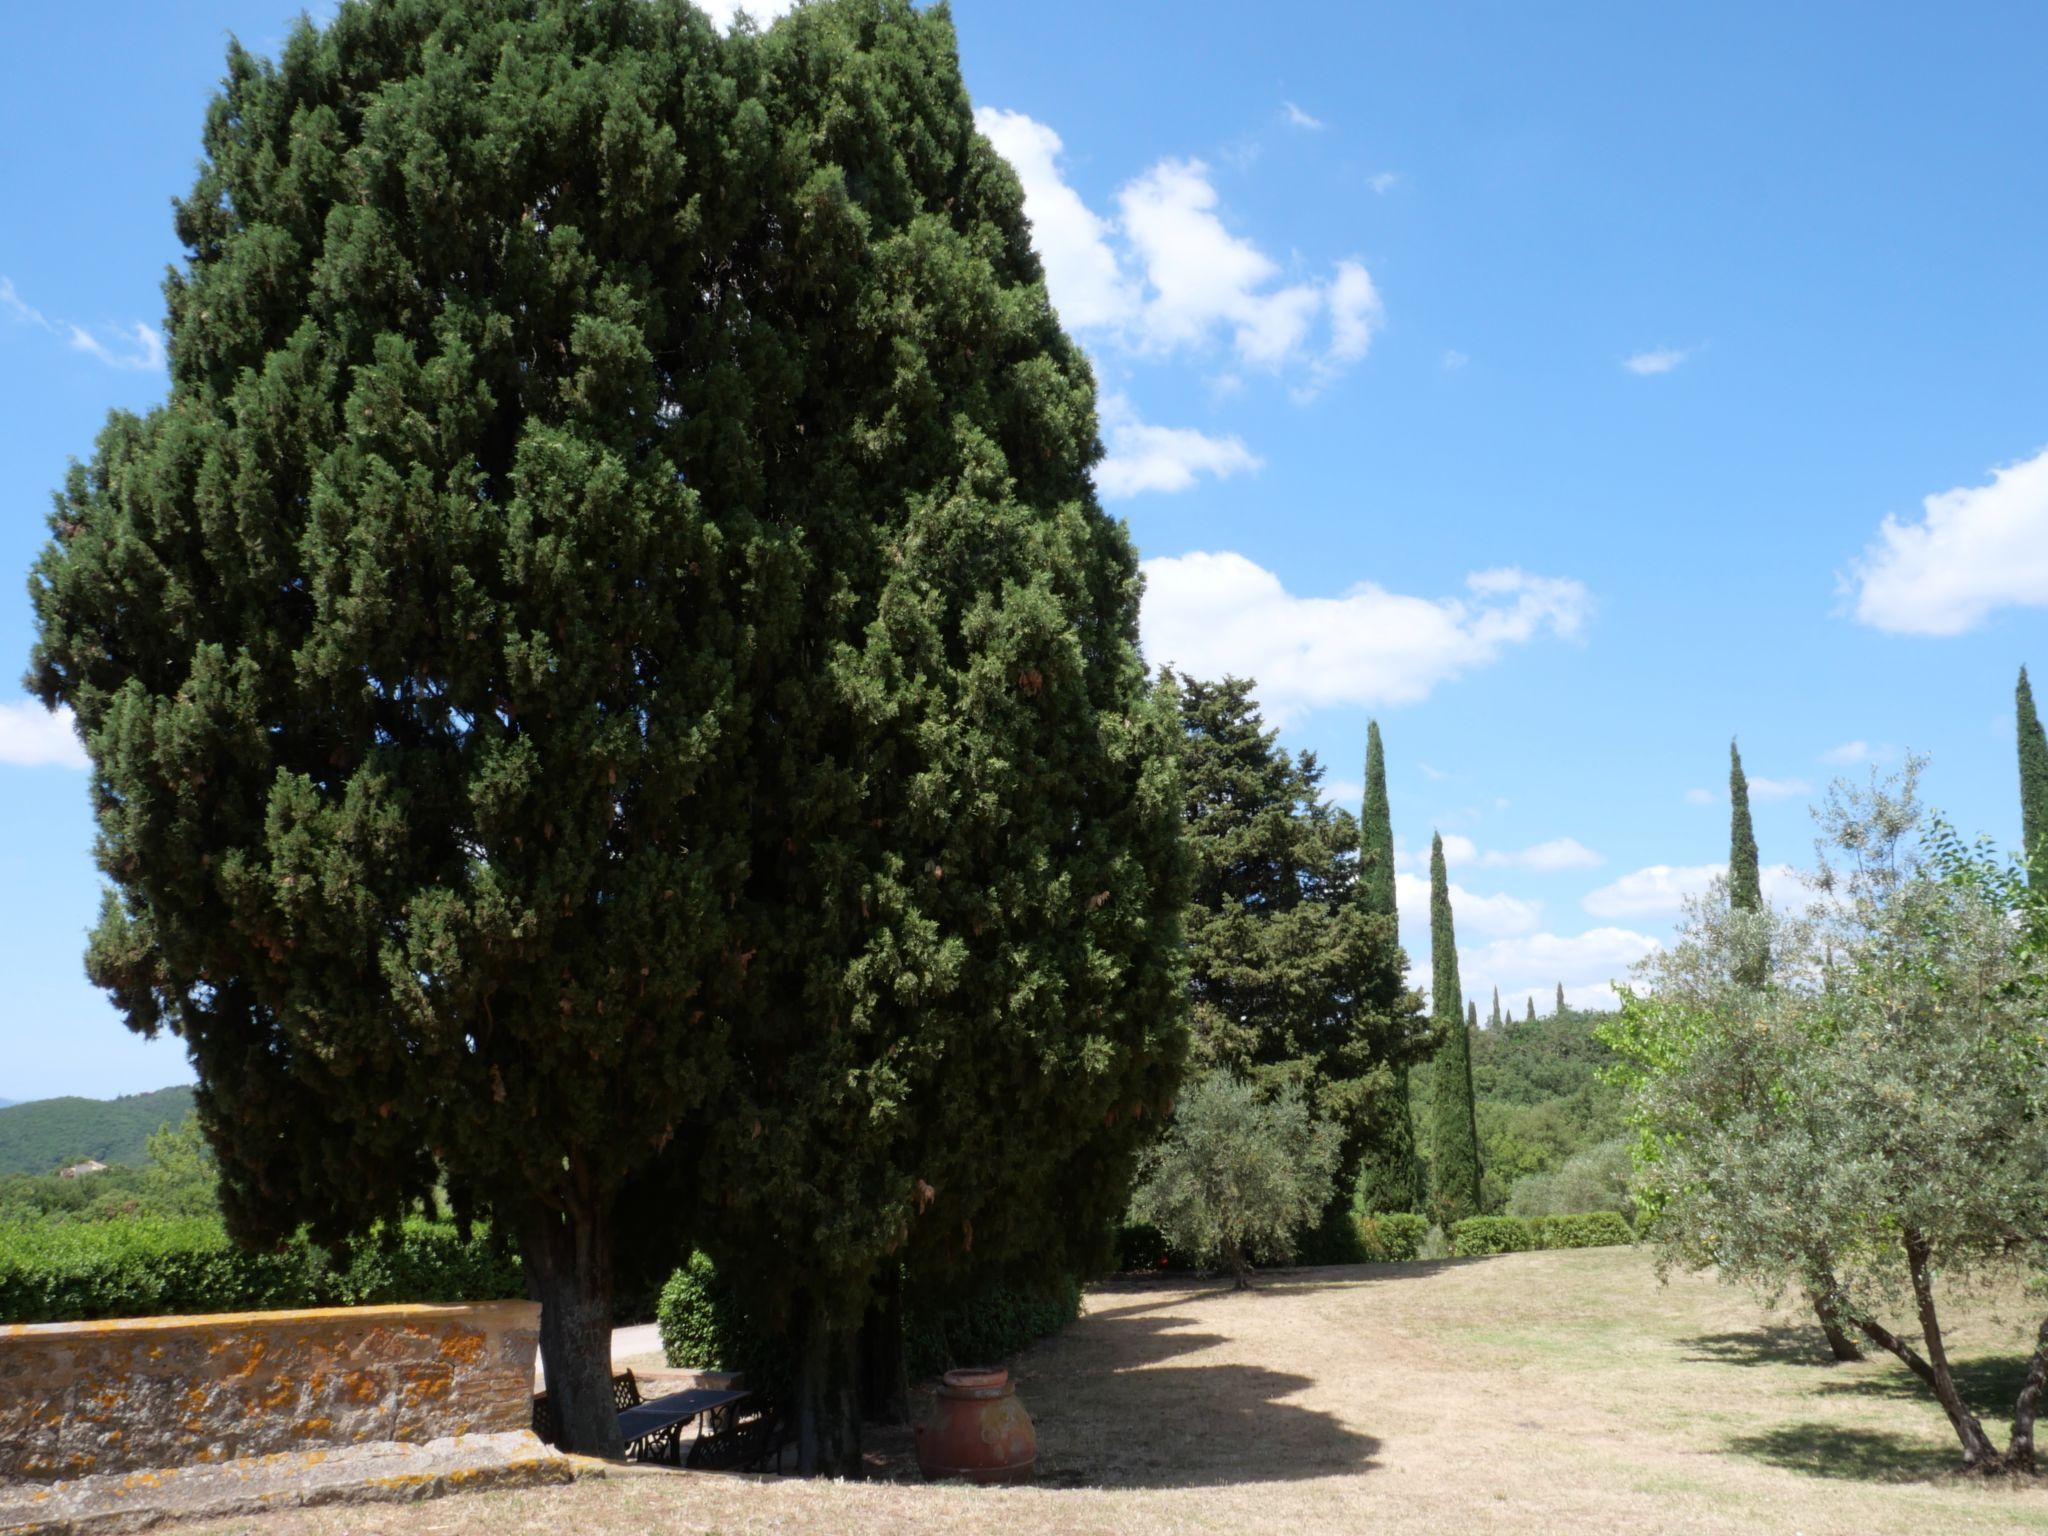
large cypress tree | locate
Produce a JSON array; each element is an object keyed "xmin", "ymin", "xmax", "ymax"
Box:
[
  {"xmin": 27, "ymin": 0, "xmax": 1186, "ymax": 1466},
  {"xmin": 1350, "ymin": 719, "xmax": 1426, "ymax": 1215},
  {"xmin": 1175, "ymin": 681, "xmax": 1424, "ymax": 1247},
  {"xmin": 1425, "ymin": 833, "xmax": 1482, "ymax": 1223},
  {"xmin": 2020, "ymin": 666, "xmax": 2048, "ymax": 885},
  {"xmin": 1556, "ymin": 982, "xmax": 1567, "ymax": 1015}
]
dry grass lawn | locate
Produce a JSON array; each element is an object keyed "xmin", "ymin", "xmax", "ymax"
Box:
[{"xmin": 186, "ymin": 1247, "xmax": 2048, "ymax": 1535}]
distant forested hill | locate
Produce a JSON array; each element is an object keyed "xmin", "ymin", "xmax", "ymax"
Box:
[
  {"xmin": 0, "ymin": 1087, "xmax": 196, "ymax": 1175},
  {"xmin": 1469, "ymin": 1008, "xmax": 1625, "ymax": 1213}
]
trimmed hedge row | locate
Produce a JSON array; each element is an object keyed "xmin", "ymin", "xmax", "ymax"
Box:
[
  {"xmin": 0, "ymin": 1217, "xmax": 522, "ymax": 1324},
  {"xmin": 1449, "ymin": 1211, "xmax": 1632, "ymax": 1258},
  {"xmin": 657, "ymin": 1253, "xmax": 1081, "ymax": 1398},
  {"xmin": 1354, "ymin": 1212, "xmax": 1430, "ymax": 1262}
]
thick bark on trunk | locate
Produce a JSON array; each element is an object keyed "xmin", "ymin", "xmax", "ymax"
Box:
[
  {"xmin": 521, "ymin": 1207, "xmax": 624, "ymax": 1459},
  {"xmin": 1806, "ymin": 1286, "xmax": 1863, "ymax": 1362},
  {"xmin": 1901, "ymin": 1229, "xmax": 2001, "ymax": 1470},
  {"xmin": 2005, "ymin": 1314, "xmax": 2048, "ymax": 1475},
  {"xmin": 793, "ymin": 1292, "xmax": 862, "ymax": 1477},
  {"xmin": 1223, "ymin": 1238, "xmax": 1251, "ymax": 1290},
  {"xmin": 857, "ymin": 1269, "xmax": 910, "ymax": 1425}
]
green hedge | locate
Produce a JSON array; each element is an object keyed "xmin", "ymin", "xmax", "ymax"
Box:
[
  {"xmin": 658, "ymin": 1254, "xmax": 1080, "ymax": 1400},
  {"xmin": 1354, "ymin": 1212, "xmax": 1429, "ymax": 1262},
  {"xmin": 1529, "ymin": 1211, "xmax": 1633, "ymax": 1249},
  {"xmin": 1449, "ymin": 1215, "xmax": 1536, "ymax": 1256},
  {"xmin": 1449, "ymin": 1211, "xmax": 1633, "ymax": 1258},
  {"xmin": 0, "ymin": 1217, "xmax": 522, "ymax": 1323}
]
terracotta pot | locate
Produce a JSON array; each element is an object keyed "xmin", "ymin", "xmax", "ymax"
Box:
[{"xmin": 914, "ymin": 1366, "xmax": 1036, "ymax": 1484}]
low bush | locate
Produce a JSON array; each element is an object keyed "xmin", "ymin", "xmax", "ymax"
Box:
[
  {"xmin": 658, "ymin": 1254, "xmax": 1081, "ymax": 1396},
  {"xmin": 1354, "ymin": 1212, "xmax": 1429, "ymax": 1262},
  {"xmin": 1114, "ymin": 1221, "xmax": 1181, "ymax": 1271},
  {"xmin": 0, "ymin": 1216, "xmax": 520, "ymax": 1324},
  {"xmin": 1531, "ymin": 1211, "xmax": 1633, "ymax": 1249},
  {"xmin": 1449, "ymin": 1215, "xmax": 1536, "ymax": 1257}
]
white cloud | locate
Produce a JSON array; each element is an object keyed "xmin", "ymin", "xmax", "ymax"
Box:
[
  {"xmin": 1747, "ymin": 775, "xmax": 1810, "ymax": 802},
  {"xmin": 972, "ymin": 108, "xmax": 1137, "ymax": 332},
  {"xmin": 1396, "ymin": 872, "xmax": 1541, "ymax": 939},
  {"xmin": 0, "ymin": 701, "xmax": 89, "ymax": 770},
  {"xmin": 1821, "ymin": 740, "xmax": 1895, "ymax": 766},
  {"xmin": 1095, "ymin": 393, "xmax": 1260, "ymax": 499},
  {"xmin": 1418, "ymin": 761, "xmax": 1449, "ymax": 782},
  {"xmin": 1319, "ymin": 778, "xmax": 1365, "ymax": 809},
  {"xmin": 1282, "ymin": 102, "xmax": 1325, "ymax": 131},
  {"xmin": 976, "ymin": 109, "xmax": 1381, "ymax": 385},
  {"xmin": 1582, "ymin": 861, "xmax": 1803, "ymax": 920},
  {"xmin": 1141, "ymin": 552, "xmax": 1590, "ymax": 724},
  {"xmin": 1847, "ymin": 445, "xmax": 2048, "ymax": 636},
  {"xmin": 695, "ymin": 0, "xmax": 798, "ymax": 27},
  {"xmin": 1479, "ymin": 837, "xmax": 1604, "ymax": 872},
  {"xmin": 1368, "ymin": 171, "xmax": 1400, "ymax": 195},
  {"xmin": 1462, "ymin": 927, "xmax": 1666, "ymax": 1013},
  {"xmin": 1440, "ymin": 348, "xmax": 1468, "ymax": 372},
  {"xmin": 1622, "ymin": 346, "xmax": 1691, "ymax": 376},
  {"xmin": 1684, "ymin": 787, "xmax": 1717, "ymax": 806},
  {"xmin": 2, "ymin": 276, "xmax": 163, "ymax": 373}
]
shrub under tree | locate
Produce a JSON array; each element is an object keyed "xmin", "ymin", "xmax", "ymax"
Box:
[
  {"xmin": 27, "ymin": 0, "xmax": 1186, "ymax": 1466},
  {"xmin": 1127, "ymin": 1069, "xmax": 1340, "ymax": 1289}
]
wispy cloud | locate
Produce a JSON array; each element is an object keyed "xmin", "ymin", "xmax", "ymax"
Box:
[
  {"xmin": 1142, "ymin": 554, "xmax": 1590, "ymax": 724},
  {"xmin": 1748, "ymin": 775, "xmax": 1810, "ymax": 803},
  {"xmin": 1282, "ymin": 101, "xmax": 1325, "ymax": 131},
  {"xmin": 1, "ymin": 276, "xmax": 163, "ymax": 373},
  {"xmin": 1622, "ymin": 345, "xmax": 1692, "ymax": 377},
  {"xmin": 1440, "ymin": 349, "xmax": 1469, "ymax": 372},
  {"xmin": 1368, "ymin": 171, "xmax": 1399, "ymax": 195},
  {"xmin": 0, "ymin": 701, "xmax": 89, "ymax": 770},
  {"xmin": 1684, "ymin": 786, "xmax": 1718, "ymax": 806},
  {"xmin": 1821, "ymin": 740, "xmax": 1895, "ymax": 766},
  {"xmin": 1095, "ymin": 393, "xmax": 1261, "ymax": 499}
]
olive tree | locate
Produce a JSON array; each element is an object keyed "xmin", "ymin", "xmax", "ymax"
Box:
[
  {"xmin": 1128, "ymin": 1069, "xmax": 1339, "ymax": 1289},
  {"xmin": 1609, "ymin": 766, "xmax": 2048, "ymax": 1473}
]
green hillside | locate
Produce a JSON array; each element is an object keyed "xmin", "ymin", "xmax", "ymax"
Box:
[{"xmin": 0, "ymin": 1086, "xmax": 196, "ymax": 1175}]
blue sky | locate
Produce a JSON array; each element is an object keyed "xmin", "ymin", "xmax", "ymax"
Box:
[{"xmin": 3, "ymin": 1, "xmax": 2046, "ymax": 1100}]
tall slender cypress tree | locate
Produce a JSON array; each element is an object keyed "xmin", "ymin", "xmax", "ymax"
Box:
[
  {"xmin": 1490, "ymin": 986, "xmax": 1501, "ymax": 1027},
  {"xmin": 1350, "ymin": 720, "xmax": 1426, "ymax": 1215},
  {"xmin": 1525, "ymin": 996, "xmax": 1535, "ymax": 1022},
  {"xmin": 2019, "ymin": 667, "xmax": 2048, "ymax": 885},
  {"xmin": 1728, "ymin": 740, "xmax": 1768, "ymax": 987},
  {"xmin": 1426, "ymin": 833, "xmax": 1482, "ymax": 1223},
  {"xmin": 1556, "ymin": 982, "xmax": 1567, "ymax": 1015}
]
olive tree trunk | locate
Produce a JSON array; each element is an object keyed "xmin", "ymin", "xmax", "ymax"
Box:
[
  {"xmin": 522, "ymin": 1206, "xmax": 624, "ymax": 1459},
  {"xmin": 792, "ymin": 1292, "xmax": 862, "ymax": 1477}
]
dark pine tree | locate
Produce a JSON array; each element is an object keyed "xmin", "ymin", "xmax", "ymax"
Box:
[
  {"xmin": 1176, "ymin": 682, "xmax": 1426, "ymax": 1248},
  {"xmin": 1425, "ymin": 834, "xmax": 1482, "ymax": 1224},
  {"xmin": 2020, "ymin": 666, "xmax": 2048, "ymax": 885},
  {"xmin": 1350, "ymin": 720, "xmax": 1428, "ymax": 1215},
  {"xmin": 26, "ymin": 0, "xmax": 1188, "ymax": 1467}
]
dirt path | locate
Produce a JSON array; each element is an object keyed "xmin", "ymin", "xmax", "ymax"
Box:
[{"xmin": 190, "ymin": 1248, "xmax": 2048, "ymax": 1536}]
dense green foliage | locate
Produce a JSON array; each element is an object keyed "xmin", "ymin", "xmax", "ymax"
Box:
[
  {"xmin": 1469, "ymin": 1007, "xmax": 1623, "ymax": 1212},
  {"xmin": 1173, "ymin": 679, "xmax": 1423, "ymax": 1250},
  {"xmin": 0, "ymin": 1087, "xmax": 195, "ymax": 1175},
  {"xmin": 1448, "ymin": 1212, "xmax": 1632, "ymax": 1257},
  {"xmin": 1503, "ymin": 1138, "xmax": 1632, "ymax": 1220},
  {"xmin": 1352, "ymin": 718, "xmax": 1425, "ymax": 1216},
  {"xmin": 0, "ymin": 1116, "xmax": 220, "ymax": 1224},
  {"xmin": 25, "ymin": 0, "xmax": 1186, "ymax": 1464},
  {"xmin": 1423, "ymin": 835, "xmax": 1482, "ymax": 1223},
  {"xmin": 1353, "ymin": 1211, "xmax": 1430, "ymax": 1262},
  {"xmin": 1607, "ymin": 765, "xmax": 2048, "ymax": 1472},
  {"xmin": 0, "ymin": 1215, "xmax": 519, "ymax": 1324},
  {"xmin": 2020, "ymin": 666, "xmax": 2048, "ymax": 883},
  {"xmin": 1128, "ymin": 1069, "xmax": 1340, "ymax": 1288},
  {"xmin": 658, "ymin": 1251, "xmax": 1079, "ymax": 1399}
]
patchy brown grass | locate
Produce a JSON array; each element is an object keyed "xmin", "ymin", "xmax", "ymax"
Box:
[{"xmin": 184, "ymin": 1247, "xmax": 2048, "ymax": 1535}]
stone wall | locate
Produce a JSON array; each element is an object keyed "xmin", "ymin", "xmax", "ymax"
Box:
[{"xmin": 0, "ymin": 1299, "xmax": 540, "ymax": 1484}]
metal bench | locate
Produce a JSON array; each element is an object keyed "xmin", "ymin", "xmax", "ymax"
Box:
[{"xmin": 533, "ymin": 1370, "xmax": 786, "ymax": 1469}]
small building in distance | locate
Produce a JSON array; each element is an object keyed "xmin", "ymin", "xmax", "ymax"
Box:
[{"xmin": 57, "ymin": 1159, "xmax": 108, "ymax": 1179}]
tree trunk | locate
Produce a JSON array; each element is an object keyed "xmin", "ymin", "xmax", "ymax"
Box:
[
  {"xmin": 1223, "ymin": 1237, "xmax": 1251, "ymax": 1290},
  {"xmin": 1902, "ymin": 1229, "xmax": 2002, "ymax": 1470},
  {"xmin": 792, "ymin": 1291, "xmax": 862, "ymax": 1477},
  {"xmin": 521, "ymin": 1206, "xmax": 623, "ymax": 1459},
  {"xmin": 857, "ymin": 1268, "xmax": 910, "ymax": 1425},
  {"xmin": 2005, "ymin": 1315, "xmax": 2048, "ymax": 1474},
  {"xmin": 1806, "ymin": 1286, "xmax": 1863, "ymax": 1362}
]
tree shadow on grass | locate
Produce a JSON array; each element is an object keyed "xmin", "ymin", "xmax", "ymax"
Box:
[
  {"xmin": 1816, "ymin": 1354, "xmax": 2034, "ymax": 1421},
  {"xmin": 1726, "ymin": 1423, "xmax": 1959, "ymax": 1484},
  {"xmin": 1681, "ymin": 1326, "xmax": 1841, "ymax": 1368}
]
